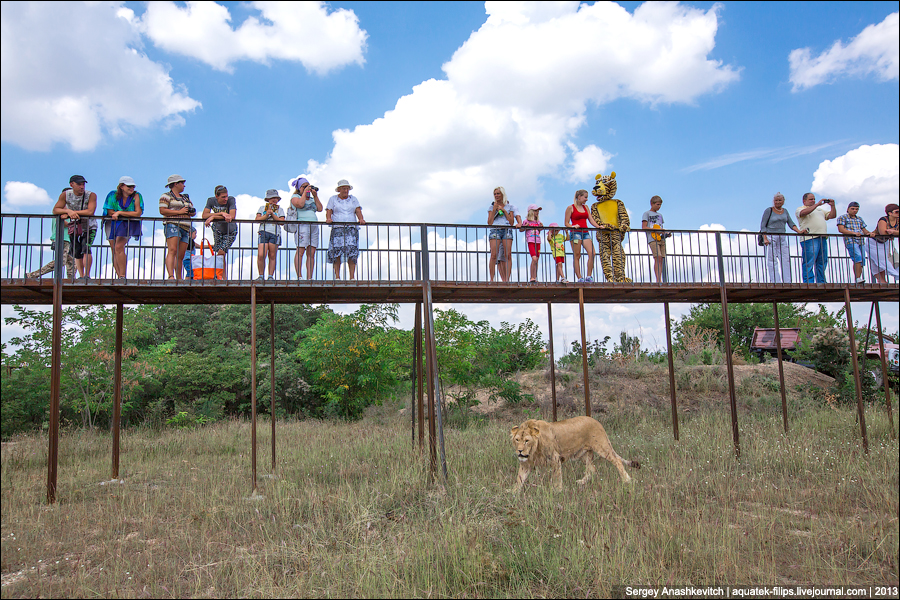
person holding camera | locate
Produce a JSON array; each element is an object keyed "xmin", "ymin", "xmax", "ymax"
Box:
[
  {"xmin": 795, "ymin": 192, "xmax": 836, "ymax": 284},
  {"xmin": 159, "ymin": 174, "xmax": 197, "ymax": 281},
  {"xmin": 287, "ymin": 176, "xmax": 323, "ymax": 280}
]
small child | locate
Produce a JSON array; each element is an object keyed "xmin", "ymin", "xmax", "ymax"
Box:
[
  {"xmin": 255, "ymin": 189, "xmax": 285, "ymax": 281},
  {"xmin": 183, "ymin": 226, "xmax": 197, "ymax": 280},
  {"xmin": 547, "ymin": 222, "xmax": 569, "ymax": 283},
  {"xmin": 641, "ymin": 195, "xmax": 669, "ymax": 283},
  {"xmin": 522, "ymin": 204, "xmax": 543, "ymax": 282}
]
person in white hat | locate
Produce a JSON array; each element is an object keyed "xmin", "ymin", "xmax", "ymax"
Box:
[
  {"xmin": 102, "ymin": 176, "xmax": 144, "ymax": 282},
  {"xmin": 325, "ymin": 179, "xmax": 366, "ymax": 280}
]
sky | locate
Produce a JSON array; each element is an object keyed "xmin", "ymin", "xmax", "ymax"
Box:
[{"xmin": 2, "ymin": 1, "xmax": 898, "ymax": 355}]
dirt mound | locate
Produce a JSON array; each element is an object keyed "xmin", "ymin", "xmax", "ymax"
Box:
[{"xmin": 468, "ymin": 360, "xmax": 835, "ymax": 418}]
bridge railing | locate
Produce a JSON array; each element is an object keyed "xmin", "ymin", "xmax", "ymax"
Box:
[{"xmin": 1, "ymin": 214, "xmax": 896, "ymax": 285}]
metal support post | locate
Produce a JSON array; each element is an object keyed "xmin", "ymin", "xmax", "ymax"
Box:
[
  {"xmin": 548, "ymin": 303, "xmax": 557, "ymax": 422},
  {"xmin": 716, "ymin": 233, "xmax": 741, "ymax": 458},
  {"xmin": 420, "ymin": 225, "xmax": 447, "ymax": 481},
  {"xmin": 578, "ymin": 288, "xmax": 591, "ymax": 418},
  {"xmin": 664, "ymin": 302, "xmax": 679, "ymax": 441},
  {"xmin": 772, "ymin": 303, "xmax": 789, "ymax": 433},
  {"xmin": 112, "ymin": 303, "xmax": 123, "ymax": 479},
  {"xmin": 873, "ymin": 302, "xmax": 895, "ymax": 439},
  {"xmin": 843, "ymin": 288, "xmax": 869, "ymax": 454},
  {"xmin": 270, "ymin": 302, "xmax": 276, "ymax": 472},
  {"xmin": 46, "ymin": 216, "xmax": 65, "ymax": 504},
  {"xmin": 250, "ymin": 286, "xmax": 258, "ymax": 491}
]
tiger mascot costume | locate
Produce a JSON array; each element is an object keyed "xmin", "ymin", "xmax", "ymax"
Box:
[{"xmin": 590, "ymin": 171, "xmax": 631, "ymax": 283}]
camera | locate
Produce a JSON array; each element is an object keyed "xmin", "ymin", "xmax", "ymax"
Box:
[
  {"xmin": 310, "ymin": 185, "xmax": 319, "ymax": 192},
  {"xmin": 187, "ymin": 207, "xmax": 197, "ymax": 216}
]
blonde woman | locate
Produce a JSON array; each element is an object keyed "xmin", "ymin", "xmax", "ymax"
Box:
[
  {"xmin": 564, "ymin": 189, "xmax": 599, "ymax": 282},
  {"xmin": 487, "ymin": 186, "xmax": 520, "ymax": 282}
]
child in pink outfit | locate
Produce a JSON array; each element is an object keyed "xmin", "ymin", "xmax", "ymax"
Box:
[{"xmin": 522, "ymin": 204, "xmax": 543, "ymax": 282}]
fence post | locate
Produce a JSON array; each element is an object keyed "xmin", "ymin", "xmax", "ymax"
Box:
[
  {"xmin": 716, "ymin": 232, "xmax": 741, "ymax": 458},
  {"xmin": 420, "ymin": 225, "xmax": 447, "ymax": 482}
]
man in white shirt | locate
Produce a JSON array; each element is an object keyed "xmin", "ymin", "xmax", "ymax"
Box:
[{"xmin": 795, "ymin": 192, "xmax": 836, "ymax": 283}]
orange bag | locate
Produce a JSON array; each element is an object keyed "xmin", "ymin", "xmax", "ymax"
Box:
[{"xmin": 191, "ymin": 240, "xmax": 225, "ymax": 280}]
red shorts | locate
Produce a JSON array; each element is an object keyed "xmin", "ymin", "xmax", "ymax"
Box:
[
  {"xmin": 528, "ymin": 242, "xmax": 540, "ymax": 257},
  {"xmin": 554, "ymin": 256, "xmax": 564, "ymax": 264}
]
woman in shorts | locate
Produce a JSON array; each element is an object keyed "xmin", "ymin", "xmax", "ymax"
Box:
[
  {"xmin": 102, "ymin": 176, "xmax": 144, "ymax": 282},
  {"xmin": 159, "ymin": 174, "xmax": 196, "ymax": 281},
  {"xmin": 287, "ymin": 177, "xmax": 323, "ymax": 280},
  {"xmin": 564, "ymin": 189, "xmax": 600, "ymax": 282},
  {"xmin": 488, "ymin": 186, "xmax": 519, "ymax": 282}
]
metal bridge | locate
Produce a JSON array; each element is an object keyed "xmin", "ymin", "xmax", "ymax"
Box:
[{"xmin": 2, "ymin": 214, "xmax": 897, "ymax": 502}]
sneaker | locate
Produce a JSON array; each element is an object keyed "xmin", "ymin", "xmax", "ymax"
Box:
[
  {"xmin": 267, "ymin": 276, "xmax": 275, "ymax": 281},
  {"xmin": 117, "ymin": 276, "xmax": 127, "ymax": 283},
  {"xmin": 559, "ymin": 278, "xmax": 568, "ymax": 284},
  {"xmin": 75, "ymin": 276, "xmax": 86, "ymax": 284},
  {"xmin": 83, "ymin": 275, "xmax": 91, "ymax": 284},
  {"xmin": 585, "ymin": 276, "xmax": 593, "ymax": 283},
  {"xmin": 856, "ymin": 276, "xmax": 866, "ymax": 284},
  {"xmin": 254, "ymin": 276, "xmax": 264, "ymax": 282},
  {"xmin": 577, "ymin": 277, "xmax": 585, "ymax": 283}
]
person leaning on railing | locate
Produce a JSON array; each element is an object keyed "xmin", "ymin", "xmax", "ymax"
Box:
[
  {"xmin": 25, "ymin": 209, "xmax": 75, "ymax": 281},
  {"xmin": 868, "ymin": 203, "xmax": 900, "ymax": 283},
  {"xmin": 836, "ymin": 201, "xmax": 871, "ymax": 284},
  {"xmin": 760, "ymin": 192, "xmax": 805, "ymax": 284},
  {"xmin": 159, "ymin": 174, "xmax": 196, "ymax": 281},
  {"xmin": 795, "ymin": 192, "xmax": 836, "ymax": 284},
  {"xmin": 326, "ymin": 179, "xmax": 365, "ymax": 281},
  {"xmin": 202, "ymin": 185, "xmax": 237, "ymax": 280},
  {"xmin": 102, "ymin": 176, "xmax": 144, "ymax": 283}
]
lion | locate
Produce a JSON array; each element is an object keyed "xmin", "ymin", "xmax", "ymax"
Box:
[{"xmin": 510, "ymin": 416, "xmax": 640, "ymax": 491}]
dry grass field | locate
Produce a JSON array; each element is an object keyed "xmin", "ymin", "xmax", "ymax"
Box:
[{"xmin": 2, "ymin": 367, "xmax": 898, "ymax": 598}]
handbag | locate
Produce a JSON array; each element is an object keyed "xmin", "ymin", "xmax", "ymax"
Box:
[
  {"xmin": 283, "ymin": 206, "xmax": 298, "ymax": 234},
  {"xmin": 66, "ymin": 219, "xmax": 84, "ymax": 237},
  {"xmin": 758, "ymin": 208, "xmax": 772, "ymax": 246},
  {"xmin": 191, "ymin": 239, "xmax": 225, "ymax": 280}
]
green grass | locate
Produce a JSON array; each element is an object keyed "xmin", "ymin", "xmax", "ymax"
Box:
[{"xmin": 2, "ymin": 402, "xmax": 898, "ymax": 598}]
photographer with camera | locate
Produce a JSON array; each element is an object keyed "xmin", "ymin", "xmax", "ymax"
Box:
[
  {"xmin": 286, "ymin": 176, "xmax": 323, "ymax": 280},
  {"xmin": 159, "ymin": 174, "xmax": 197, "ymax": 281},
  {"xmin": 795, "ymin": 192, "xmax": 836, "ymax": 284}
]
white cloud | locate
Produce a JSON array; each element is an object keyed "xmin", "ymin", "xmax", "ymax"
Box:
[
  {"xmin": 137, "ymin": 1, "xmax": 367, "ymax": 74},
  {"xmin": 567, "ymin": 144, "xmax": 614, "ymax": 183},
  {"xmin": 682, "ymin": 141, "xmax": 843, "ymax": 173},
  {"xmin": 3, "ymin": 182, "xmax": 54, "ymax": 210},
  {"xmin": 789, "ymin": 12, "xmax": 899, "ymax": 91},
  {"xmin": 307, "ymin": 1, "xmax": 740, "ymax": 224},
  {"xmin": 810, "ymin": 144, "xmax": 899, "ymax": 216},
  {"xmin": 0, "ymin": 2, "xmax": 200, "ymax": 152}
]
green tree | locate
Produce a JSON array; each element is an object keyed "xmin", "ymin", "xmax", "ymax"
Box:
[
  {"xmin": 296, "ymin": 304, "xmax": 406, "ymax": 419},
  {"xmin": 673, "ymin": 302, "xmax": 811, "ymax": 358},
  {"xmin": 2, "ymin": 305, "xmax": 160, "ymax": 435}
]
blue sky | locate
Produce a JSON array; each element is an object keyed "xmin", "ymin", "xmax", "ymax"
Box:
[{"xmin": 2, "ymin": 1, "xmax": 898, "ymax": 353}]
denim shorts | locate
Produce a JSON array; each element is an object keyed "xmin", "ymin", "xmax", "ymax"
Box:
[
  {"xmin": 489, "ymin": 228, "xmax": 513, "ymax": 240},
  {"xmin": 845, "ymin": 242, "xmax": 866, "ymax": 264},
  {"xmin": 258, "ymin": 231, "xmax": 282, "ymax": 246},
  {"xmin": 569, "ymin": 230, "xmax": 591, "ymax": 242},
  {"xmin": 164, "ymin": 223, "xmax": 192, "ymax": 244}
]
